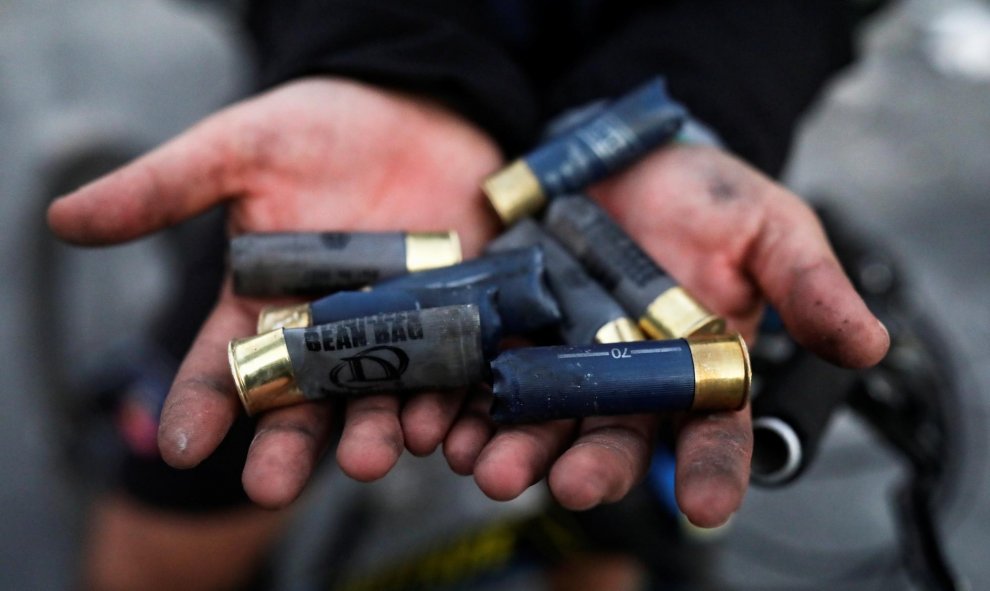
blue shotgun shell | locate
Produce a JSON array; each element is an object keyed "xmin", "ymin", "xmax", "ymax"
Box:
[
  {"xmin": 490, "ymin": 334, "xmax": 750, "ymax": 424},
  {"xmin": 483, "ymin": 77, "xmax": 686, "ymax": 224},
  {"xmin": 374, "ymin": 247, "xmax": 561, "ymax": 335},
  {"xmin": 256, "ymin": 286, "xmax": 503, "ymax": 358}
]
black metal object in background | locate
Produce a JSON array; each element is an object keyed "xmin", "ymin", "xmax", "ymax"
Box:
[{"xmin": 748, "ymin": 200, "xmax": 966, "ymax": 590}]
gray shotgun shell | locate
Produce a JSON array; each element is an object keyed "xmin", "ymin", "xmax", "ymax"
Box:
[
  {"xmin": 229, "ymin": 305, "xmax": 485, "ymax": 415},
  {"xmin": 231, "ymin": 230, "xmax": 461, "ymax": 296},
  {"xmin": 543, "ymin": 195, "xmax": 724, "ymax": 339}
]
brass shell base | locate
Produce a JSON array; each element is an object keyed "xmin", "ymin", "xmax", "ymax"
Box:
[
  {"xmin": 640, "ymin": 287, "xmax": 725, "ymax": 339},
  {"xmin": 482, "ymin": 160, "xmax": 546, "ymax": 225},
  {"xmin": 594, "ymin": 317, "xmax": 646, "ymax": 344},
  {"xmin": 257, "ymin": 303, "xmax": 313, "ymax": 334},
  {"xmin": 405, "ymin": 231, "xmax": 463, "ymax": 272},
  {"xmin": 688, "ymin": 333, "xmax": 751, "ymax": 412},
  {"xmin": 228, "ymin": 329, "xmax": 305, "ymax": 415}
]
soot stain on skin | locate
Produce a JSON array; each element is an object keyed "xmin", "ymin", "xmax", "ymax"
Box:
[
  {"xmin": 787, "ymin": 258, "xmax": 881, "ymax": 367},
  {"xmin": 682, "ymin": 415, "xmax": 752, "ymax": 465},
  {"xmin": 708, "ymin": 174, "xmax": 742, "ymax": 203}
]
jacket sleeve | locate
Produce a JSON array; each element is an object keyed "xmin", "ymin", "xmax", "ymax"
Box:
[
  {"xmin": 544, "ymin": 1, "xmax": 857, "ymax": 176},
  {"xmin": 243, "ymin": 0, "xmax": 540, "ymax": 154}
]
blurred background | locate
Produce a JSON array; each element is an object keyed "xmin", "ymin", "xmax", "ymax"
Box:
[{"xmin": 1, "ymin": 0, "xmax": 987, "ymax": 589}]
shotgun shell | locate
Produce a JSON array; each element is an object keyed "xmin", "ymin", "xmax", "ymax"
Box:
[
  {"xmin": 258, "ymin": 286, "xmax": 503, "ymax": 357},
  {"xmin": 231, "ymin": 230, "xmax": 461, "ymax": 297},
  {"xmin": 483, "ymin": 78, "xmax": 686, "ymax": 224},
  {"xmin": 490, "ymin": 333, "xmax": 749, "ymax": 423},
  {"xmin": 543, "ymin": 195, "xmax": 724, "ymax": 339},
  {"xmin": 375, "ymin": 247, "xmax": 561, "ymax": 335},
  {"xmin": 229, "ymin": 305, "xmax": 485, "ymax": 415}
]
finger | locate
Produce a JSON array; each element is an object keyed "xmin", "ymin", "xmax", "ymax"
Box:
[
  {"xmin": 242, "ymin": 401, "xmax": 334, "ymax": 509},
  {"xmin": 401, "ymin": 389, "xmax": 467, "ymax": 457},
  {"xmin": 158, "ymin": 290, "xmax": 252, "ymax": 469},
  {"xmin": 548, "ymin": 414, "xmax": 659, "ymax": 511},
  {"xmin": 473, "ymin": 420, "xmax": 577, "ymax": 501},
  {"xmin": 47, "ymin": 109, "xmax": 245, "ymax": 245},
  {"xmin": 675, "ymin": 407, "xmax": 752, "ymax": 529},
  {"xmin": 443, "ymin": 387, "xmax": 496, "ymax": 475},
  {"xmin": 750, "ymin": 197, "xmax": 889, "ymax": 368},
  {"xmin": 336, "ymin": 394, "xmax": 404, "ymax": 482}
]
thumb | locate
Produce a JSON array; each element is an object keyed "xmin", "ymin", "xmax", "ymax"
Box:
[{"xmin": 47, "ymin": 108, "xmax": 246, "ymax": 245}]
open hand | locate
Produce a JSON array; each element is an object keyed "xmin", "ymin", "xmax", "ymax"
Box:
[
  {"xmin": 455, "ymin": 145, "xmax": 890, "ymax": 527},
  {"xmin": 48, "ymin": 77, "xmax": 503, "ymax": 507}
]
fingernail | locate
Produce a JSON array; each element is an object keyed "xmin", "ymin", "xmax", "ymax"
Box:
[
  {"xmin": 249, "ymin": 428, "xmax": 269, "ymax": 449},
  {"xmin": 680, "ymin": 512, "xmax": 734, "ymax": 539}
]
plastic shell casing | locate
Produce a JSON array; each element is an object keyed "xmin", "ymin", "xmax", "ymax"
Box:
[
  {"xmin": 374, "ymin": 247, "xmax": 560, "ymax": 335},
  {"xmin": 490, "ymin": 334, "xmax": 749, "ymax": 423},
  {"xmin": 543, "ymin": 195, "xmax": 723, "ymax": 338},
  {"xmin": 257, "ymin": 288, "xmax": 502, "ymax": 357},
  {"xmin": 231, "ymin": 230, "xmax": 461, "ymax": 297},
  {"xmin": 230, "ymin": 305, "xmax": 485, "ymax": 415},
  {"xmin": 257, "ymin": 292, "xmax": 420, "ymax": 334},
  {"xmin": 483, "ymin": 78, "xmax": 686, "ymax": 225}
]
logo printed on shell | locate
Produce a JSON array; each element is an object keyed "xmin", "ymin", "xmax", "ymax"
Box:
[{"xmin": 328, "ymin": 345, "xmax": 410, "ymax": 390}]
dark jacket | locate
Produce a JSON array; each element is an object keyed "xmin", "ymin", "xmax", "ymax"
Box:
[{"xmin": 245, "ymin": 0, "xmax": 859, "ymax": 175}]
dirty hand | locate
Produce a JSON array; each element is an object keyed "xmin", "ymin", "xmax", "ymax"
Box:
[
  {"xmin": 48, "ymin": 77, "xmax": 503, "ymax": 507},
  {"xmin": 452, "ymin": 145, "xmax": 890, "ymax": 527}
]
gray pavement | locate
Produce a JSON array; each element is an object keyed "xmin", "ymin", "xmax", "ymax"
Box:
[{"xmin": 0, "ymin": 1, "xmax": 987, "ymax": 589}]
